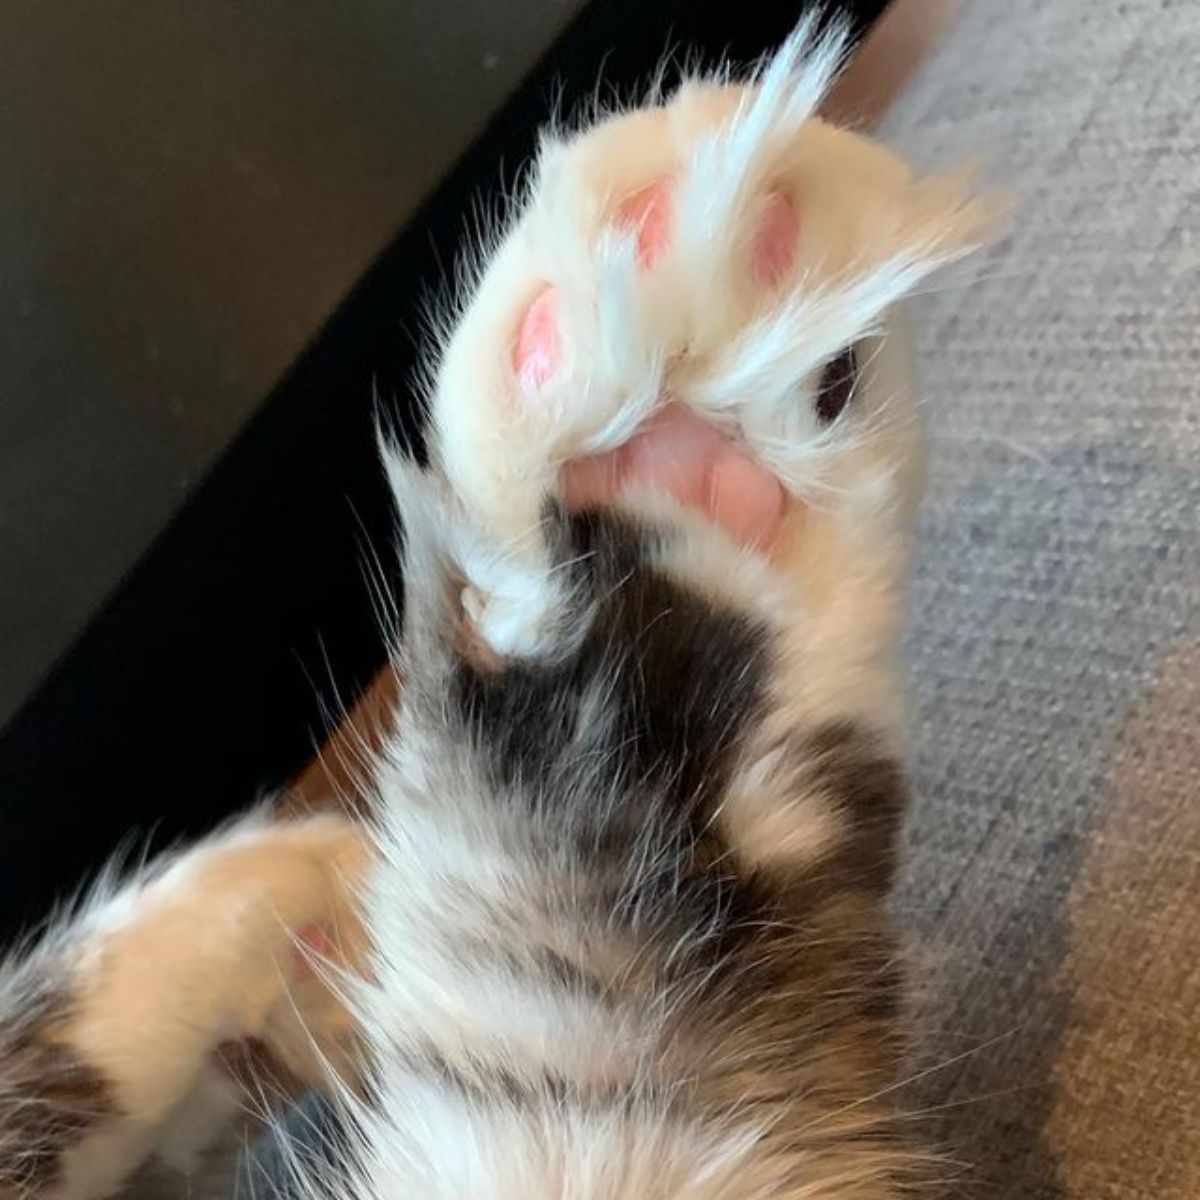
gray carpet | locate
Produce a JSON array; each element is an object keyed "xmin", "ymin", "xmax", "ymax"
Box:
[{"xmin": 884, "ymin": 2, "xmax": 1200, "ymax": 1196}]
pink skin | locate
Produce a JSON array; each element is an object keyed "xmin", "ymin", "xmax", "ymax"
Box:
[
  {"xmin": 561, "ymin": 403, "xmax": 786, "ymax": 552},
  {"xmin": 284, "ymin": 921, "xmax": 341, "ymax": 982},
  {"xmin": 513, "ymin": 179, "xmax": 798, "ymax": 551}
]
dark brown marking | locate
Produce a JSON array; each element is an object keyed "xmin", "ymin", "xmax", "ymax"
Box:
[
  {"xmin": 815, "ymin": 344, "xmax": 860, "ymax": 424},
  {"xmin": 0, "ymin": 970, "xmax": 119, "ymax": 1192},
  {"xmin": 802, "ymin": 721, "xmax": 906, "ymax": 895}
]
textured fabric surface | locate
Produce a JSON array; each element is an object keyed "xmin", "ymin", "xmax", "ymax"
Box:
[{"xmin": 884, "ymin": 3, "xmax": 1200, "ymax": 1196}]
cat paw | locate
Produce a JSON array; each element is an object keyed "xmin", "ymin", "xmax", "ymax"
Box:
[{"xmin": 415, "ymin": 20, "xmax": 991, "ymax": 656}]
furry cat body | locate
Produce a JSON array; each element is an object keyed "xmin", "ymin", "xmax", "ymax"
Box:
[{"xmin": 0, "ymin": 21, "xmax": 988, "ymax": 1198}]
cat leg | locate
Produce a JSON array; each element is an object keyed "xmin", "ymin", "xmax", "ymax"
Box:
[
  {"xmin": 0, "ymin": 814, "xmax": 366, "ymax": 1199},
  {"xmin": 413, "ymin": 20, "xmax": 990, "ymax": 875}
]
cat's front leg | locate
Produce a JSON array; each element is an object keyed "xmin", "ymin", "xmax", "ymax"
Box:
[{"xmin": 0, "ymin": 813, "xmax": 367, "ymax": 1199}]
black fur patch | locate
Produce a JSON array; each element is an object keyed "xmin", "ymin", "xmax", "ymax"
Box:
[
  {"xmin": 815, "ymin": 344, "xmax": 859, "ymax": 425},
  {"xmin": 452, "ymin": 509, "xmax": 770, "ymax": 835},
  {"xmin": 441, "ymin": 513, "xmax": 907, "ymax": 991}
]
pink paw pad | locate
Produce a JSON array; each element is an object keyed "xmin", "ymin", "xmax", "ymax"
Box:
[
  {"xmin": 751, "ymin": 190, "xmax": 798, "ymax": 288},
  {"xmin": 616, "ymin": 178, "xmax": 674, "ymax": 270},
  {"xmin": 510, "ymin": 177, "xmax": 797, "ymax": 550},
  {"xmin": 510, "ymin": 181, "xmax": 797, "ymax": 387},
  {"xmin": 291, "ymin": 921, "xmax": 339, "ymax": 980},
  {"xmin": 511, "ymin": 284, "xmax": 560, "ymax": 389}
]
